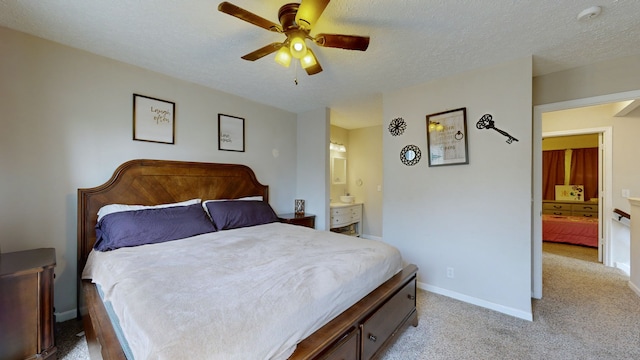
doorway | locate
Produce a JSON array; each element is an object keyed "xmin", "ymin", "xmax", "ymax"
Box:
[
  {"xmin": 532, "ymin": 89, "xmax": 640, "ymax": 299},
  {"xmin": 541, "ymin": 130, "xmax": 607, "ymax": 263}
]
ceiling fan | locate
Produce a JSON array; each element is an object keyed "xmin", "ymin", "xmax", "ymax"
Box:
[{"xmin": 218, "ymin": 0, "xmax": 370, "ymax": 76}]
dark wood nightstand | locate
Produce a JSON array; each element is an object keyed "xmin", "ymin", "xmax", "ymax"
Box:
[
  {"xmin": 278, "ymin": 213, "xmax": 316, "ymax": 229},
  {"xmin": 0, "ymin": 248, "xmax": 57, "ymax": 360}
]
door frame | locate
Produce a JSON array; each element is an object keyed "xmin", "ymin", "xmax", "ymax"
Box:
[
  {"xmin": 541, "ymin": 128, "xmax": 610, "ymax": 263},
  {"xmin": 532, "ymin": 89, "xmax": 640, "ymax": 299}
]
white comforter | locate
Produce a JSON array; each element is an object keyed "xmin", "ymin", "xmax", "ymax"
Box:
[{"xmin": 83, "ymin": 222, "xmax": 402, "ymax": 360}]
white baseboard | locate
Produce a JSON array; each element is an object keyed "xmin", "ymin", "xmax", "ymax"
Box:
[
  {"xmin": 629, "ymin": 281, "xmax": 640, "ymax": 298},
  {"xmin": 417, "ymin": 281, "xmax": 533, "ymax": 321},
  {"xmin": 55, "ymin": 308, "xmax": 77, "ymax": 322},
  {"xmin": 361, "ymin": 234, "xmax": 382, "ymax": 241},
  {"xmin": 615, "ymin": 262, "xmax": 631, "ymax": 276}
]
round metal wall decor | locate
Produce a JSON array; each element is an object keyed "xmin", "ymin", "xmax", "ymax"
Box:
[
  {"xmin": 388, "ymin": 117, "xmax": 407, "ymax": 136},
  {"xmin": 400, "ymin": 144, "xmax": 421, "ymax": 166}
]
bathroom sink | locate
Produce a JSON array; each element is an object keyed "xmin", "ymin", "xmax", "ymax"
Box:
[{"xmin": 340, "ymin": 195, "xmax": 355, "ymax": 204}]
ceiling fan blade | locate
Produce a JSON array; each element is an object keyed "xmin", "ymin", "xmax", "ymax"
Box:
[
  {"xmin": 240, "ymin": 42, "xmax": 284, "ymax": 61},
  {"xmin": 218, "ymin": 2, "xmax": 282, "ymax": 33},
  {"xmin": 314, "ymin": 34, "xmax": 370, "ymax": 51},
  {"xmin": 303, "ymin": 48, "xmax": 323, "ymax": 75},
  {"xmin": 295, "ymin": 0, "xmax": 330, "ymax": 30}
]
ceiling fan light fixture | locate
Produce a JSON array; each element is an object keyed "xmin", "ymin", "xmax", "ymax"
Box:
[
  {"xmin": 300, "ymin": 51, "xmax": 317, "ymax": 69},
  {"xmin": 274, "ymin": 46, "xmax": 292, "ymax": 67},
  {"xmin": 289, "ymin": 36, "xmax": 308, "ymax": 59}
]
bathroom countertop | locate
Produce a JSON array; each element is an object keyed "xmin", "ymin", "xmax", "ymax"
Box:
[{"xmin": 330, "ymin": 202, "xmax": 363, "ymax": 208}]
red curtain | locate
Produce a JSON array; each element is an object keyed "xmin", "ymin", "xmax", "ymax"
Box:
[
  {"xmin": 570, "ymin": 148, "xmax": 599, "ymax": 201},
  {"xmin": 542, "ymin": 150, "xmax": 565, "ymax": 200}
]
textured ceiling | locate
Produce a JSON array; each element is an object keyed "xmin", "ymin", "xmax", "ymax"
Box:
[{"xmin": 1, "ymin": 0, "xmax": 640, "ymax": 129}]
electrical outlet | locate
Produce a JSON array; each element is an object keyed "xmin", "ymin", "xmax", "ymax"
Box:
[{"xmin": 446, "ymin": 267, "xmax": 454, "ymax": 278}]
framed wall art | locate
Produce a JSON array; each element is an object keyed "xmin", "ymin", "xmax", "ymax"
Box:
[
  {"xmin": 133, "ymin": 94, "xmax": 175, "ymax": 144},
  {"xmin": 218, "ymin": 114, "xmax": 245, "ymax": 152},
  {"xmin": 426, "ymin": 107, "xmax": 469, "ymax": 166}
]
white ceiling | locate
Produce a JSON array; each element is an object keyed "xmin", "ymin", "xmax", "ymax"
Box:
[{"xmin": 2, "ymin": 0, "xmax": 640, "ymax": 129}]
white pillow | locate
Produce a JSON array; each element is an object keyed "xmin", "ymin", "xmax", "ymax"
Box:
[
  {"xmin": 202, "ymin": 196, "xmax": 263, "ymax": 218},
  {"xmin": 97, "ymin": 199, "xmax": 202, "ymax": 222}
]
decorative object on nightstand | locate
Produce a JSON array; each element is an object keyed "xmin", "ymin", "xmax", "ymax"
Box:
[
  {"xmin": 294, "ymin": 199, "xmax": 305, "ymax": 214},
  {"xmin": 278, "ymin": 213, "xmax": 316, "ymax": 229},
  {"xmin": 1, "ymin": 248, "xmax": 57, "ymax": 360}
]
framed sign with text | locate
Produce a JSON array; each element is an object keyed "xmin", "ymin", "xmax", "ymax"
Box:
[
  {"xmin": 218, "ymin": 114, "xmax": 245, "ymax": 152},
  {"xmin": 426, "ymin": 107, "xmax": 468, "ymax": 166},
  {"xmin": 133, "ymin": 94, "xmax": 175, "ymax": 144}
]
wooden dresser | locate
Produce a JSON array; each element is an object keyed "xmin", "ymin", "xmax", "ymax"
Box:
[
  {"xmin": 0, "ymin": 248, "xmax": 57, "ymax": 360},
  {"xmin": 543, "ymin": 200, "xmax": 599, "ymax": 218}
]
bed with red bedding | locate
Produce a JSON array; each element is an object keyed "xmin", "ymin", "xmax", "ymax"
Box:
[{"xmin": 542, "ymin": 214, "xmax": 599, "ymax": 247}]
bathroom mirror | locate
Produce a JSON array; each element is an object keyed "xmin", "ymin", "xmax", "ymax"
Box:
[{"xmin": 331, "ymin": 156, "xmax": 347, "ymax": 184}]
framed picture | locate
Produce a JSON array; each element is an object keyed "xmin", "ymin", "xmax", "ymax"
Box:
[
  {"xmin": 426, "ymin": 107, "xmax": 469, "ymax": 166},
  {"xmin": 218, "ymin": 114, "xmax": 245, "ymax": 152},
  {"xmin": 133, "ymin": 94, "xmax": 175, "ymax": 144}
]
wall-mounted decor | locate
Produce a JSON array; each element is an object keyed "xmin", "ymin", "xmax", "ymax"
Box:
[
  {"xmin": 426, "ymin": 108, "xmax": 468, "ymax": 166},
  {"xmin": 400, "ymin": 144, "xmax": 421, "ymax": 166},
  {"xmin": 476, "ymin": 114, "xmax": 519, "ymax": 144},
  {"xmin": 133, "ymin": 94, "xmax": 175, "ymax": 144},
  {"xmin": 218, "ymin": 114, "xmax": 245, "ymax": 152},
  {"xmin": 388, "ymin": 117, "xmax": 407, "ymax": 136}
]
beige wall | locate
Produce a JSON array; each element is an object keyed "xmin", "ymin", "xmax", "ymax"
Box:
[
  {"xmin": 542, "ymin": 134, "xmax": 598, "ymax": 151},
  {"xmin": 533, "ymin": 54, "xmax": 640, "ymax": 106},
  {"xmin": 0, "ymin": 26, "xmax": 298, "ymax": 319},
  {"xmin": 347, "ymin": 126, "xmax": 383, "ymax": 238},
  {"xmin": 384, "ymin": 57, "xmax": 533, "ymax": 319}
]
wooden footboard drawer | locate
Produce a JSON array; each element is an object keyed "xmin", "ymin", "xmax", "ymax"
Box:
[
  {"xmin": 320, "ymin": 328, "xmax": 359, "ymax": 360},
  {"xmin": 360, "ymin": 279, "xmax": 416, "ymax": 360}
]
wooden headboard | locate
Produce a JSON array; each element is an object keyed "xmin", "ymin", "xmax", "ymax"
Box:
[{"xmin": 77, "ymin": 159, "xmax": 269, "ymax": 279}]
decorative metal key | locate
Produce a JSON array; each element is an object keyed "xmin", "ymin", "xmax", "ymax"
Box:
[{"xmin": 476, "ymin": 114, "xmax": 518, "ymax": 144}]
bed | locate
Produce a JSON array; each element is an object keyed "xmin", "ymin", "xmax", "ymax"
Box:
[
  {"xmin": 542, "ymin": 214, "xmax": 599, "ymax": 248},
  {"xmin": 77, "ymin": 159, "xmax": 418, "ymax": 360}
]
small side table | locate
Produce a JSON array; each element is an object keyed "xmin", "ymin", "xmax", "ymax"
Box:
[
  {"xmin": 0, "ymin": 248, "xmax": 57, "ymax": 360},
  {"xmin": 278, "ymin": 213, "xmax": 316, "ymax": 229}
]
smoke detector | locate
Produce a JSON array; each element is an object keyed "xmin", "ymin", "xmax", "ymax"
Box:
[{"xmin": 577, "ymin": 6, "xmax": 602, "ymax": 20}]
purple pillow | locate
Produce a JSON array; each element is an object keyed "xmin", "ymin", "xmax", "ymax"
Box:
[
  {"xmin": 205, "ymin": 200, "xmax": 278, "ymax": 231},
  {"xmin": 94, "ymin": 203, "xmax": 216, "ymax": 251}
]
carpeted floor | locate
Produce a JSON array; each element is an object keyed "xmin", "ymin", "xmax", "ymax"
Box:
[{"xmin": 56, "ymin": 243, "xmax": 640, "ymax": 359}]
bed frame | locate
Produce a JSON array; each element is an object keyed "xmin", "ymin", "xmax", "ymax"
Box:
[{"xmin": 78, "ymin": 159, "xmax": 418, "ymax": 360}]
